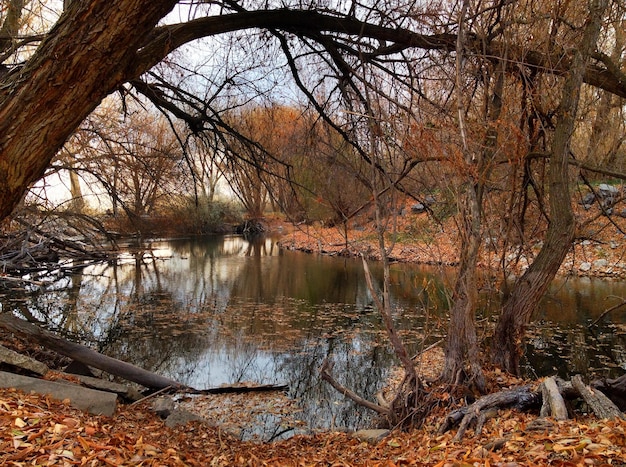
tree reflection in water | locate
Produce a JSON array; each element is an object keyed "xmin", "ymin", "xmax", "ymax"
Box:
[{"xmin": 1, "ymin": 235, "xmax": 625, "ymax": 434}]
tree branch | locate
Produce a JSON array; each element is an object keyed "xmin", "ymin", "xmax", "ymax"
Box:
[{"xmin": 132, "ymin": 10, "xmax": 626, "ymax": 98}]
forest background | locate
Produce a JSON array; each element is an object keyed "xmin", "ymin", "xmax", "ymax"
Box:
[{"xmin": 0, "ymin": 0, "xmax": 626, "ymax": 462}]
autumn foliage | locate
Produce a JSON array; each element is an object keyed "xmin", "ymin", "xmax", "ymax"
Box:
[{"xmin": 2, "ymin": 387, "xmax": 626, "ymax": 466}]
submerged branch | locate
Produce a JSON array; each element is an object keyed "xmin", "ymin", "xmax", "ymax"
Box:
[{"xmin": 319, "ymin": 358, "xmax": 391, "ymax": 416}]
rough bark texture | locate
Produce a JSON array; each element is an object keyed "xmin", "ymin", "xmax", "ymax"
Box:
[
  {"xmin": 0, "ymin": 0, "xmax": 177, "ymax": 220},
  {"xmin": 572, "ymin": 375, "xmax": 625, "ymax": 420},
  {"xmin": 491, "ymin": 0, "xmax": 609, "ymax": 375},
  {"xmin": 441, "ymin": 206, "xmax": 484, "ymax": 388},
  {"xmin": 593, "ymin": 374, "xmax": 626, "ymax": 411},
  {"xmin": 438, "ymin": 385, "xmax": 541, "ymax": 441},
  {"xmin": 441, "ymin": 0, "xmax": 485, "ymax": 392},
  {"xmin": 540, "ymin": 376, "xmax": 568, "ymax": 420}
]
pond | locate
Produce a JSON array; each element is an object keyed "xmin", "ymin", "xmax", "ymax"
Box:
[{"xmin": 1, "ymin": 235, "xmax": 625, "ymax": 438}]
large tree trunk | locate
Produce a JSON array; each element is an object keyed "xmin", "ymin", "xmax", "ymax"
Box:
[
  {"xmin": 491, "ymin": 0, "xmax": 609, "ymax": 375},
  {"xmin": 0, "ymin": 0, "xmax": 177, "ymax": 220}
]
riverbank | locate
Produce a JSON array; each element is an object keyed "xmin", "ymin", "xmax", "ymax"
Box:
[{"xmin": 272, "ymin": 200, "xmax": 626, "ymax": 279}]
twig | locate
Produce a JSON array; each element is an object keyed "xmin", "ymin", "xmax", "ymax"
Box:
[
  {"xmin": 589, "ymin": 299, "xmax": 626, "ymax": 327},
  {"xmin": 129, "ymin": 385, "xmax": 174, "ymax": 407},
  {"xmin": 0, "ymin": 274, "xmax": 45, "ymax": 286},
  {"xmin": 320, "ymin": 358, "xmax": 391, "ymax": 416},
  {"xmin": 411, "ymin": 338, "xmax": 444, "ymax": 361}
]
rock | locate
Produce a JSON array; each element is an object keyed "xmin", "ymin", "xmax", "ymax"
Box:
[
  {"xmin": 597, "ymin": 184, "xmax": 619, "ymax": 197},
  {"xmin": 424, "ymin": 195, "xmax": 436, "ymax": 205},
  {"xmin": 602, "ymin": 207, "xmax": 614, "ymax": 216},
  {"xmin": 352, "ymin": 429, "xmax": 390, "ymax": 443},
  {"xmin": 0, "ymin": 370, "xmax": 117, "ymax": 416},
  {"xmin": 579, "ymin": 193, "xmax": 596, "ymax": 205},
  {"xmin": 164, "ymin": 408, "xmax": 208, "ymax": 428},
  {"xmin": 593, "ymin": 259, "xmax": 608, "ymax": 269},
  {"xmin": 411, "ymin": 203, "xmax": 426, "ymax": 213},
  {"xmin": 152, "ymin": 396, "xmax": 175, "ymax": 418},
  {"xmin": 620, "ymin": 209, "xmax": 626, "ymax": 218},
  {"xmin": 60, "ymin": 372, "xmax": 140, "ymax": 400},
  {"xmin": 579, "ymin": 262, "xmax": 592, "ymax": 272}
]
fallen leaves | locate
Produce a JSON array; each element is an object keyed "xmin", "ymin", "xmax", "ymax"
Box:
[
  {"xmin": 2, "ymin": 386, "xmax": 626, "ymax": 466},
  {"xmin": 177, "ymin": 389, "xmax": 307, "ymax": 441},
  {"xmin": 276, "ymin": 200, "xmax": 626, "ymax": 280}
]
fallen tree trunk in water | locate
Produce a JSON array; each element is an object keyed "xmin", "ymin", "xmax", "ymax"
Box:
[{"xmin": 0, "ymin": 313, "xmax": 189, "ymax": 391}]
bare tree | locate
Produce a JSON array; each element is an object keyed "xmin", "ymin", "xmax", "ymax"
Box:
[
  {"xmin": 492, "ymin": 0, "xmax": 610, "ymax": 374},
  {"xmin": 0, "ymin": 0, "xmax": 625, "ymax": 418}
]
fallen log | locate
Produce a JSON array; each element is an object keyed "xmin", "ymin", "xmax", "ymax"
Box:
[
  {"xmin": 592, "ymin": 373, "xmax": 626, "ymax": 411},
  {"xmin": 540, "ymin": 376, "xmax": 568, "ymax": 420},
  {"xmin": 572, "ymin": 374, "xmax": 625, "ymax": 420},
  {"xmin": 0, "ymin": 313, "xmax": 189, "ymax": 391},
  {"xmin": 191, "ymin": 383, "xmax": 289, "ymax": 395}
]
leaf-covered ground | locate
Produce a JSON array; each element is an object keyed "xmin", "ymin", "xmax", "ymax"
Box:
[
  {"xmin": 2, "ymin": 386, "xmax": 626, "ymax": 466},
  {"xmin": 275, "ymin": 197, "xmax": 626, "ymax": 280}
]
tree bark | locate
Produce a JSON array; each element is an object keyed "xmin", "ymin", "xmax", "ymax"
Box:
[
  {"xmin": 592, "ymin": 374, "xmax": 626, "ymax": 411},
  {"xmin": 491, "ymin": 0, "xmax": 609, "ymax": 375},
  {"xmin": 540, "ymin": 376, "xmax": 568, "ymax": 420},
  {"xmin": 0, "ymin": 313, "xmax": 187, "ymax": 391},
  {"xmin": 438, "ymin": 385, "xmax": 541, "ymax": 440},
  {"xmin": 0, "ymin": 0, "xmax": 177, "ymax": 220},
  {"xmin": 441, "ymin": 0, "xmax": 484, "ymax": 391},
  {"xmin": 572, "ymin": 375, "xmax": 625, "ymax": 420},
  {"xmin": 441, "ymin": 5, "xmax": 505, "ymax": 391}
]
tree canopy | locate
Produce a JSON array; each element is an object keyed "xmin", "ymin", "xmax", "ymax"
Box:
[{"xmin": 1, "ymin": 0, "xmax": 625, "ymax": 221}]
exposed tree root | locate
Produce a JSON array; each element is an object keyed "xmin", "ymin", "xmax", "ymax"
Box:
[
  {"xmin": 439, "ymin": 385, "xmax": 540, "ymax": 441},
  {"xmin": 440, "ymin": 374, "xmax": 626, "ymax": 441}
]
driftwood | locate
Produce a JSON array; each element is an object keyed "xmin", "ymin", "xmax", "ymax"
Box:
[
  {"xmin": 592, "ymin": 373, "xmax": 626, "ymax": 411},
  {"xmin": 441, "ymin": 374, "xmax": 626, "ymax": 441},
  {"xmin": 572, "ymin": 375, "xmax": 625, "ymax": 420},
  {"xmin": 539, "ymin": 376, "xmax": 568, "ymax": 420},
  {"xmin": 0, "ymin": 344, "xmax": 49, "ymax": 375},
  {"xmin": 0, "ymin": 313, "xmax": 189, "ymax": 391},
  {"xmin": 438, "ymin": 385, "xmax": 541, "ymax": 441}
]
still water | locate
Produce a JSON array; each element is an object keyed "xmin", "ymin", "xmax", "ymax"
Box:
[{"xmin": 2, "ymin": 235, "xmax": 625, "ymax": 435}]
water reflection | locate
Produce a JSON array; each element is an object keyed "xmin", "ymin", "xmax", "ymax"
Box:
[{"xmin": 1, "ymin": 235, "xmax": 626, "ymax": 436}]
